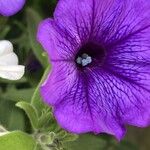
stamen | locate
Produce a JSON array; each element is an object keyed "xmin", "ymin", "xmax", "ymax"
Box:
[
  {"xmin": 76, "ymin": 53, "xmax": 92, "ymax": 67},
  {"xmin": 76, "ymin": 57, "xmax": 82, "ymax": 64}
]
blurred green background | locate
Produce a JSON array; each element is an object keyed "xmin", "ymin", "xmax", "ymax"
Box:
[{"xmin": 0, "ymin": 0, "xmax": 149, "ymax": 150}]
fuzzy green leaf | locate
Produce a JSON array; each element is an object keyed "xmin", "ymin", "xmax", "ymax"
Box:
[
  {"xmin": 31, "ymin": 66, "xmax": 50, "ymax": 116},
  {"xmin": 61, "ymin": 133, "xmax": 78, "ymax": 143},
  {"xmin": 0, "ymin": 100, "xmax": 25, "ymax": 131},
  {"xmin": 16, "ymin": 102, "xmax": 39, "ymax": 129},
  {"xmin": 0, "ymin": 131, "xmax": 36, "ymax": 150}
]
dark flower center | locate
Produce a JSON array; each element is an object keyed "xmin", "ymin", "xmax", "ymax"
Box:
[{"xmin": 75, "ymin": 42, "xmax": 106, "ymax": 68}]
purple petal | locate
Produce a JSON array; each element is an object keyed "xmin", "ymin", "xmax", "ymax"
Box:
[
  {"xmin": 40, "ymin": 60, "xmax": 127, "ymax": 139},
  {"xmin": 37, "ymin": 18, "xmax": 80, "ymax": 61},
  {"xmin": 38, "ymin": 0, "xmax": 150, "ymax": 140},
  {"xmin": 0, "ymin": 0, "xmax": 25, "ymax": 16},
  {"xmin": 40, "ymin": 61, "xmax": 78, "ymax": 106}
]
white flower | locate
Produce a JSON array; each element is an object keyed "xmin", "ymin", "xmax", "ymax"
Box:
[{"xmin": 0, "ymin": 40, "xmax": 25, "ymax": 80}]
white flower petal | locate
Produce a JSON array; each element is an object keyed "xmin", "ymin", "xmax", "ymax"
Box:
[
  {"xmin": 0, "ymin": 40, "xmax": 25, "ymax": 80},
  {"xmin": 0, "ymin": 40, "xmax": 13, "ymax": 55},
  {"xmin": 0, "ymin": 52, "xmax": 18, "ymax": 65},
  {"xmin": 0, "ymin": 65, "xmax": 25, "ymax": 80}
]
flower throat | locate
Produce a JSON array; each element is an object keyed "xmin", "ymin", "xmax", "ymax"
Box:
[{"xmin": 75, "ymin": 42, "xmax": 106, "ymax": 68}]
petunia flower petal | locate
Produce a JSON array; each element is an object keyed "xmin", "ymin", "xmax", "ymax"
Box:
[
  {"xmin": 0, "ymin": 40, "xmax": 25, "ymax": 80},
  {"xmin": 0, "ymin": 0, "xmax": 25, "ymax": 16},
  {"xmin": 37, "ymin": 19, "xmax": 80, "ymax": 60},
  {"xmin": 0, "ymin": 65, "xmax": 25, "ymax": 80},
  {"xmin": 0, "ymin": 40, "xmax": 18, "ymax": 65},
  {"xmin": 0, "ymin": 52, "xmax": 18, "ymax": 66},
  {"xmin": 104, "ymin": 29, "xmax": 150, "ymax": 127},
  {"xmin": 41, "ymin": 61, "xmax": 78, "ymax": 106},
  {"xmin": 54, "ymin": 0, "xmax": 150, "ymax": 43},
  {"xmin": 0, "ymin": 40, "xmax": 13, "ymax": 55},
  {"xmin": 38, "ymin": 0, "xmax": 150, "ymax": 140},
  {"xmin": 41, "ymin": 61, "xmax": 127, "ymax": 139}
]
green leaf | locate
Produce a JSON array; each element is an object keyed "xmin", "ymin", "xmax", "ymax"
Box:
[
  {"xmin": 16, "ymin": 102, "xmax": 39, "ymax": 129},
  {"xmin": 0, "ymin": 99, "xmax": 25, "ymax": 131},
  {"xmin": 56, "ymin": 130, "xmax": 78, "ymax": 143},
  {"xmin": 0, "ymin": 131, "xmax": 36, "ymax": 150},
  {"xmin": 38, "ymin": 110, "xmax": 53, "ymax": 129},
  {"xmin": 61, "ymin": 133, "xmax": 78, "ymax": 143},
  {"xmin": 26, "ymin": 8, "xmax": 49, "ymax": 69},
  {"xmin": 31, "ymin": 66, "xmax": 51, "ymax": 115}
]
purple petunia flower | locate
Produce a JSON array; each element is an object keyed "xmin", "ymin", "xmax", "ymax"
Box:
[
  {"xmin": 37, "ymin": 0, "xmax": 150, "ymax": 140},
  {"xmin": 0, "ymin": 0, "xmax": 25, "ymax": 16}
]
